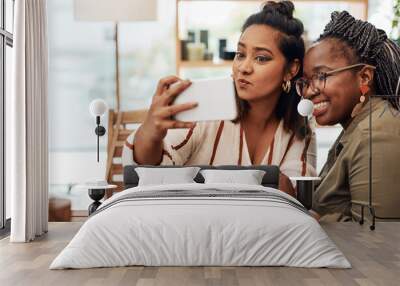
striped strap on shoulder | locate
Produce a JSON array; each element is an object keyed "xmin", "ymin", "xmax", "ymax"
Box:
[
  {"xmin": 267, "ymin": 137, "xmax": 275, "ymax": 165},
  {"xmin": 209, "ymin": 121, "xmax": 225, "ymax": 165},
  {"xmin": 238, "ymin": 124, "xmax": 244, "ymax": 165},
  {"xmin": 279, "ymin": 133, "xmax": 295, "ymax": 167},
  {"xmin": 171, "ymin": 124, "xmax": 196, "ymax": 150}
]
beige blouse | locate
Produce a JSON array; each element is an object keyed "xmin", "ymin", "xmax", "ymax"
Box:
[{"xmin": 122, "ymin": 119, "xmax": 317, "ymax": 179}]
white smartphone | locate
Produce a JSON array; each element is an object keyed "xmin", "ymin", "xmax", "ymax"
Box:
[{"xmin": 172, "ymin": 77, "xmax": 238, "ymax": 122}]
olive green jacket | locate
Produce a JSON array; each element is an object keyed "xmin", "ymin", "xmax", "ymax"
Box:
[{"xmin": 313, "ymin": 98, "xmax": 400, "ymax": 221}]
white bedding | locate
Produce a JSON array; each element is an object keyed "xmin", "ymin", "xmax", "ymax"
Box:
[{"xmin": 50, "ymin": 183, "xmax": 351, "ymax": 269}]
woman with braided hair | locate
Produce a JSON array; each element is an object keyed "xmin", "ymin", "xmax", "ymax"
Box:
[{"xmin": 298, "ymin": 11, "xmax": 400, "ymax": 221}]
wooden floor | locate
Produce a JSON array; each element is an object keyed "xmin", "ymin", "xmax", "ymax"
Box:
[{"xmin": 0, "ymin": 222, "xmax": 399, "ymax": 286}]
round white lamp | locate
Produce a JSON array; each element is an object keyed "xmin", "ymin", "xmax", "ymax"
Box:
[
  {"xmin": 89, "ymin": 98, "xmax": 108, "ymax": 117},
  {"xmin": 89, "ymin": 99, "xmax": 108, "ymax": 162},
  {"xmin": 297, "ymin": 98, "xmax": 314, "ymax": 117}
]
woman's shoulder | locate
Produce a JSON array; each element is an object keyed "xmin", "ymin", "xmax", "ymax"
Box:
[{"xmin": 357, "ymin": 99, "xmax": 400, "ymax": 135}]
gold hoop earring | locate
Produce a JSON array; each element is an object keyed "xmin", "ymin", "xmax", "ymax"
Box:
[{"xmin": 282, "ymin": 80, "xmax": 291, "ymax": 93}]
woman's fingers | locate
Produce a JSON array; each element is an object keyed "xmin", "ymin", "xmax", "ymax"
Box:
[
  {"xmin": 161, "ymin": 79, "xmax": 192, "ymax": 105},
  {"xmin": 154, "ymin": 75, "xmax": 182, "ymax": 96},
  {"xmin": 145, "ymin": 76, "xmax": 196, "ymax": 136},
  {"xmin": 156, "ymin": 102, "xmax": 198, "ymax": 118}
]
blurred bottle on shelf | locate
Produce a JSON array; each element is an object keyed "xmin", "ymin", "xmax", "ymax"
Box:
[
  {"xmin": 181, "ymin": 40, "xmax": 189, "ymax": 60},
  {"xmin": 219, "ymin": 38, "xmax": 227, "ymax": 59},
  {"xmin": 200, "ymin": 30, "xmax": 209, "ymax": 50},
  {"xmin": 187, "ymin": 42, "xmax": 206, "ymax": 61},
  {"xmin": 187, "ymin": 30, "xmax": 195, "ymax": 42}
]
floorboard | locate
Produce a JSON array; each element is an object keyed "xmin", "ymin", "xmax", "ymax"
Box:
[{"xmin": 0, "ymin": 222, "xmax": 399, "ymax": 286}]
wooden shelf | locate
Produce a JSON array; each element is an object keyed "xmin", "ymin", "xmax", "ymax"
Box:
[
  {"xmin": 175, "ymin": 0, "xmax": 369, "ymax": 74},
  {"xmin": 179, "ymin": 60, "xmax": 233, "ymax": 69}
]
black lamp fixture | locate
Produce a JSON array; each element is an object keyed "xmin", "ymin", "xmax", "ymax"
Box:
[
  {"xmin": 89, "ymin": 99, "xmax": 108, "ymax": 162},
  {"xmin": 85, "ymin": 99, "xmax": 117, "ymax": 215},
  {"xmin": 294, "ymin": 98, "xmax": 317, "ymax": 210}
]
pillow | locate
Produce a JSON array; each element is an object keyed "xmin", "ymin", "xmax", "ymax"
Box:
[
  {"xmin": 200, "ymin": 169, "xmax": 266, "ymax": 185},
  {"xmin": 135, "ymin": 167, "xmax": 201, "ymax": 186}
]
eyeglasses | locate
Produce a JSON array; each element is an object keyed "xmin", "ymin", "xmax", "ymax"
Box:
[{"xmin": 295, "ymin": 63, "xmax": 376, "ymax": 98}]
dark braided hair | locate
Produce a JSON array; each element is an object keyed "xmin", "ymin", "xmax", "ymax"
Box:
[
  {"xmin": 318, "ymin": 11, "xmax": 400, "ymax": 110},
  {"xmin": 234, "ymin": 1, "xmax": 307, "ymax": 139}
]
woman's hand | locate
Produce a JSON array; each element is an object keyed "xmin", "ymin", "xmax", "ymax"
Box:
[
  {"xmin": 140, "ymin": 75, "xmax": 198, "ymax": 143},
  {"xmin": 279, "ymin": 172, "xmax": 296, "ymax": 198}
]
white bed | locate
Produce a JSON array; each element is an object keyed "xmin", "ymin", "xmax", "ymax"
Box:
[{"xmin": 50, "ymin": 183, "xmax": 351, "ymax": 269}]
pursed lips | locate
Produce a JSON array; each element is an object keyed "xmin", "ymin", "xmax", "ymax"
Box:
[{"xmin": 237, "ymin": 78, "xmax": 252, "ymax": 87}]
